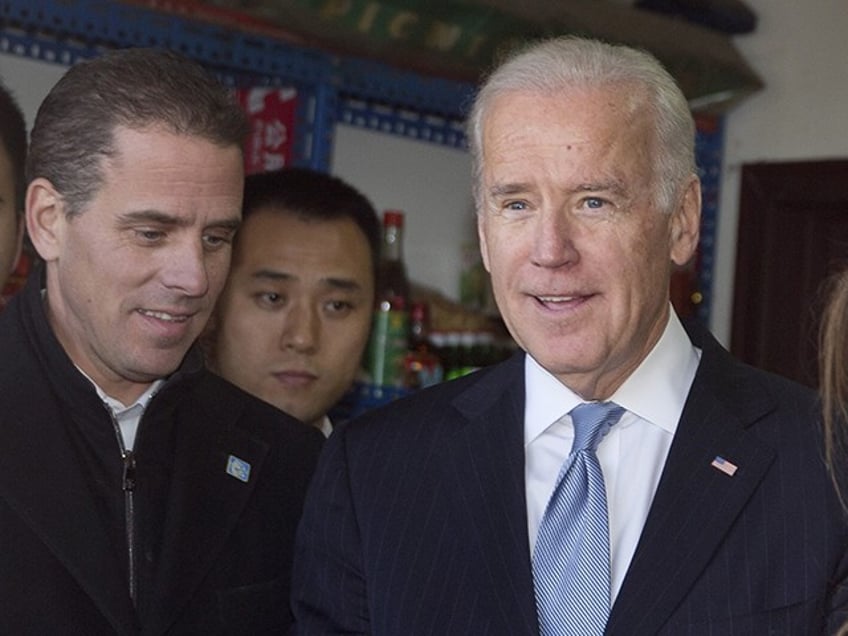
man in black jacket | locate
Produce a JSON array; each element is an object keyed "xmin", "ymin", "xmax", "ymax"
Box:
[{"xmin": 0, "ymin": 47, "xmax": 323, "ymax": 634}]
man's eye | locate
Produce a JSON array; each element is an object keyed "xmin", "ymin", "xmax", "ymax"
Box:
[
  {"xmin": 203, "ymin": 234, "xmax": 232, "ymax": 250},
  {"xmin": 136, "ymin": 229, "xmax": 164, "ymax": 242},
  {"xmin": 256, "ymin": 292, "xmax": 284, "ymax": 308},
  {"xmin": 326, "ymin": 300, "xmax": 354, "ymax": 315}
]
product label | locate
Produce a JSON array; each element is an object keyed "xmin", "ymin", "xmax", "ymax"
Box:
[{"xmin": 367, "ymin": 308, "xmax": 409, "ymax": 387}]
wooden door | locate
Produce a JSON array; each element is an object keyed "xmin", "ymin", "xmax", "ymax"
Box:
[{"xmin": 731, "ymin": 160, "xmax": 848, "ymax": 387}]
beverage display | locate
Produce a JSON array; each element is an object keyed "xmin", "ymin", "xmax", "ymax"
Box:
[
  {"xmin": 403, "ymin": 301, "xmax": 444, "ymax": 389},
  {"xmin": 348, "ymin": 208, "xmax": 515, "ymax": 413}
]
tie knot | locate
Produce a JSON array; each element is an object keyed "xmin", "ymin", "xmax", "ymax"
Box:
[{"xmin": 569, "ymin": 401, "xmax": 624, "ymax": 453}]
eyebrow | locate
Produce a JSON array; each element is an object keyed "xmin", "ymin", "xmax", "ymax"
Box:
[
  {"xmin": 488, "ymin": 183, "xmax": 533, "ymax": 198},
  {"xmin": 570, "ymin": 180, "xmax": 628, "ymax": 196},
  {"xmin": 119, "ymin": 209, "xmax": 241, "ymax": 231},
  {"xmin": 488, "ymin": 179, "xmax": 629, "ymax": 199},
  {"xmin": 252, "ymin": 269, "xmax": 364, "ymax": 292}
]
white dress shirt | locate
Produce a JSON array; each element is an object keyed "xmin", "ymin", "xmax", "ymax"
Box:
[{"xmin": 524, "ymin": 308, "xmax": 701, "ymax": 602}]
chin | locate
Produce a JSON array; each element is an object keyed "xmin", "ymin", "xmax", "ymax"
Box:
[
  {"xmin": 271, "ymin": 399, "xmax": 310, "ymax": 423},
  {"xmin": 135, "ymin": 359, "xmax": 185, "ymax": 381}
]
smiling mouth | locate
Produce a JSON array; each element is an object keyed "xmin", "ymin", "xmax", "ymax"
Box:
[
  {"xmin": 533, "ymin": 294, "xmax": 595, "ymax": 310},
  {"xmin": 137, "ymin": 309, "xmax": 190, "ymax": 322},
  {"xmin": 536, "ymin": 295, "xmax": 579, "ymax": 303}
]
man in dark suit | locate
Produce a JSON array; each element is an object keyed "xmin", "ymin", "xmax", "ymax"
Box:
[
  {"xmin": 292, "ymin": 36, "xmax": 848, "ymax": 635},
  {"xmin": 0, "ymin": 48, "xmax": 323, "ymax": 634}
]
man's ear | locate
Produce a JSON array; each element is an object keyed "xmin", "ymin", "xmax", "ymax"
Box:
[
  {"xmin": 670, "ymin": 176, "xmax": 702, "ymax": 267},
  {"xmin": 26, "ymin": 178, "xmax": 65, "ymax": 262}
]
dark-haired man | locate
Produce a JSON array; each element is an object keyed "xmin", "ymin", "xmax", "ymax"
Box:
[
  {"xmin": 0, "ymin": 48, "xmax": 322, "ymax": 634},
  {"xmin": 209, "ymin": 167, "xmax": 379, "ymax": 436}
]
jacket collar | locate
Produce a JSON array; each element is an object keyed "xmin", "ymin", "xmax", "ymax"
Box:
[
  {"xmin": 443, "ymin": 353, "xmax": 541, "ymax": 635},
  {"xmin": 0, "ymin": 266, "xmax": 230, "ymax": 634}
]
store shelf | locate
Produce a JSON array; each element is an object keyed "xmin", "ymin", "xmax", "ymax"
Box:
[
  {"xmin": 1, "ymin": 0, "xmax": 474, "ymax": 158},
  {"xmin": 0, "ymin": 0, "xmax": 722, "ymax": 321},
  {"xmin": 694, "ymin": 115, "xmax": 724, "ymax": 325}
]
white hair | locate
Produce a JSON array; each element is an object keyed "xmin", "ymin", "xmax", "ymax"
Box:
[{"xmin": 467, "ymin": 36, "xmax": 696, "ymax": 213}]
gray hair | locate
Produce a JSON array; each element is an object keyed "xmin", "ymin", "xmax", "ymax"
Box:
[
  {"xmin": 27, "ymin": 47, "xmax": 249, "ymax": 216},
  {"xmin": 467, "ymin": 36, "xmax": 696, "ymax": 213}
]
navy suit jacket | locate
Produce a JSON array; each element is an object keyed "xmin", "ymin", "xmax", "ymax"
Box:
[{"xmin": 292, "ymin": 322, "xmax": 848, "ymax": 635}]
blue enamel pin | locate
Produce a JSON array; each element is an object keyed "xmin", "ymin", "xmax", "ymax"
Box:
[{"xmin": 226, "ymin": 455, "xmax": 251, "ymax": 483}]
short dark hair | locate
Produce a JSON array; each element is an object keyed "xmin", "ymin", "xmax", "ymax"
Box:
[
  {"xmin": 26, "ymin": 47, "xmax": 249, "ymax": 216},
  {"xmin": 0, "ymin": 80, "xmax": 27, "ymax": 213},
  {"xmin": 242, "ymin": 167, "xmax": 381, "ymax": 280}
]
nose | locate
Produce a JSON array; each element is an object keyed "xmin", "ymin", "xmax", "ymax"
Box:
[
  {"xmin": 530, "ymin": 208, "xmax": 580, "ymax": 269},
  {"xmin": 162, "ymin": 239, "xmax": 210, "ymax": 297},
  {"xmin": 279, "ymin": 300, "xmax": 319, "ymax": 354}
]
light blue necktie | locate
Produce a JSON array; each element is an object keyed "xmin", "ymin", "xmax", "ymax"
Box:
[{"xmin": 532, "ymin": 401, "xmax": 625, "ymax": 636}]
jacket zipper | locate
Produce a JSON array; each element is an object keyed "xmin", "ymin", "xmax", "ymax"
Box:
[{"xmin": 109, "ymin": 410, "xmax": 137, "ymax": 606}]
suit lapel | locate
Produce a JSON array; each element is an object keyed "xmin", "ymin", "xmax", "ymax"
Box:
[
  {"xmin": 143, "ymin": 381, "xmax": 270, "ymax": 636},
  {"xmin": 0, "ymin": 386, "xmax": 137, "ymax": 634},
  {"xmin": 607, "ymin": 331, "xmax": 777, "ymax": 635},
  {"xmin": 444, "ymin": 354, "xmax": 540, "ymax": 635}
]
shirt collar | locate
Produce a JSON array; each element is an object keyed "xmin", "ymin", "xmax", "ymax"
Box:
[
  {"xmin": 76, "ymin": 365, "xmax": 164, "ymax": 415},
  {"xmin": 524, "ymin": 308, "xmax": 701, "ymax": 446},
  {"xmin": 611, "ymin": 310, "xmax": 701, "ymax": 433},
  {"xmin": 318, "ymin": 415, "xmax": 333, "ymax": 438}
]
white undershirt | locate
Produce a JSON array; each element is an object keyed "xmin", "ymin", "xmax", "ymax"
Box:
[
  {"xmin": 77, "ymin": 367, "xmax": 163, "ymax": 451},
  {"xmin": 524, "ymin": 308, "xmax": 701, "ymax": 602},
  {"xmin": 318, "ymin": 415, "xmax": 333, "ymax": 438}
]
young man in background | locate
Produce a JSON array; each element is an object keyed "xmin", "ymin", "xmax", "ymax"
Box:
[{"xmin": 209, "ymin": 167, "xmax": 380, "ymax": 436}]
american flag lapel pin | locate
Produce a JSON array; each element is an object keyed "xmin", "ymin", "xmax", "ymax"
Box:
[
  {"xmin": 711, "ymin": 455, "xmax": 738, "ymax": 477},
  {"xmin": 226, "ymin": 454, "xmax": 251, "ymax": 483}
]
